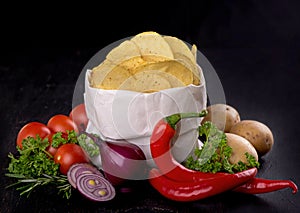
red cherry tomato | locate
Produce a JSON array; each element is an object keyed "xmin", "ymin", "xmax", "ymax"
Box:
[
  {"xmin": 47, "ymin": 114, "xmax": 78, "ymax": 133},
  {"xmin": 17, "ymin": 122, "xmax": 51, "ymax": 149},
  {"xmin": 69, "ymin": 103, "xmax": 89, "ymax": 132},
  {"xmin": 54, "ymin": 143, "xmax": 89, "ymax": 175}
]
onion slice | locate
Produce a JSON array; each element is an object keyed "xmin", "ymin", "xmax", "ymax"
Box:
[
  {"xmin": 76, "ymin": 173, "xmax": 116, "ymax": 201},
  {"xmin": 67, "ymin": 163, "xmax": 103, "ymax": 188}
]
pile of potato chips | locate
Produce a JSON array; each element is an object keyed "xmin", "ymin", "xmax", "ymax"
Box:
[{"xmin": 89, "ymin": 31, "xmax": 200, "ymax": 93}]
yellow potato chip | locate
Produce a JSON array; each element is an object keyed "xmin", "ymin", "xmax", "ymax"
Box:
[
  {"xmin": 163, "ymin": 36, "xmax": 200, "ymax": 85},
  {"xmin": 91, "ymin": 59, "xmax": 194, "ymax": 90},
  {"xmin": 173, "ymin": 54, "xmax": 200, "ymax": 85},
  {"xmin": 106, "ymin": 40, "xmax": 141, "ymax": 65},
  {"xmin": 117, "ymin": 55, "xmax": 169, "ymax": 72},
  {"xmin": 119, "ymin": 70, "xmax": 172, "ymax": 92},
  {"xmin": 90, "ymin": 55, "xmax": 172, "ymax": 90},
  {"xmin": 191, "ymin": 44, "xmax": 197, "ymax": 61},
  {"xmin": 90, "ymin": 60, "xmax": 116, "ymax": 88},
  {"xmin": 131, "ymin": 31, "xmax": 174, "ymax": 59},
  {"xmin": 91, "ymin": 61, "xmax": 132, "ymax": 90},
  {"xmin": 163, "ymin": 36, "xmax": 196, "ymax": 64},
  {"xmin": 90, "ymin": 31, "xmax": 200, "ymax": 92},
  {"xmin": 133, "ymin": 60, "xmax": 193, "ymax": 86},
  {"xmin": 149, "ymin": 70, "xmax": 185, "ymax": 88},
  {"xmin": 117, "ymin": 56, "xmax": 147, "ymax": 71}
]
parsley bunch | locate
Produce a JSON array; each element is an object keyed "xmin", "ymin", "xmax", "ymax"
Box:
[
  {"xmin": 51, "ymin": 130, "xmax": 77, "ymax": 148},
  {"xmin": 6, "ymin": 132, "xmax": 77, "ymax": 199},
  {"xmin": 185, "ymin": 121, "xmax": 259, "ymax": 173},
  {"xmin": 8, "ymin": 136, "xmax": 59, "ymax": 177}
]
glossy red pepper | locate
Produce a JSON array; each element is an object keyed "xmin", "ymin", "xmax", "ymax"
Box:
[
  {"xmin": 150, "ymin": 110, "xmax": 234, "ymax": 182},
  {"xmin": 149, "ymin": 167, "xmax": 257, "ymax": 202},
  {"xmin": 149, "ymin": 111, "xmax": 258, "ymax": 201},
  {"xmin": 233, "ymin": 177, "xmax": 298, "ymax": 194},
  {"xmin": 149, "ymin": 111, "xmax": 298, "ymax": 200}
]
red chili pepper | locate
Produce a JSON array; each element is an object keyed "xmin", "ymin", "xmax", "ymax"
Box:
[
  {"xmin": 150, "ymin": 110, "xmax": 234, "ymax": 182},
  {"xmin": 149, "ymin": 111, "xmax": 298, "ymax": 199},
  {"xmin": 149, "ymin": 167, "xmax": 257, "ymax": 202},
  {"xmin": 233, "ymin": 177, "xmax": 298, "ymax": 194},
  {"xmin": 149, "ymin": 111, "xmax": 259, "ymax": 201}
]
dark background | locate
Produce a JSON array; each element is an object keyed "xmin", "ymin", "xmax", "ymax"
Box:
[{"xmin": 1, "ymin": 0, "xmax": 300, "ymax": 212}]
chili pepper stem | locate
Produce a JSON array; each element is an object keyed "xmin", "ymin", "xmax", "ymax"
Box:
[{"xmin": 165, "ymin": 110, "xmax": 208, "ymax": 129}]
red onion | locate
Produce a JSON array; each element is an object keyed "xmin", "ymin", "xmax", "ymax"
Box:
[
  {"xmin": 67, "ymin": 163, "xmax": 103, "ymax": 188},
  {"xmin": 99, "ymin": 140, "xmax": 148, "ymax": 186},
  {"xmin": 76, "ymin": 173, "xmax": 115, "ymax": 201}
]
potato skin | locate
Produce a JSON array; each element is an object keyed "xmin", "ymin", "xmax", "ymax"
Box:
[
  {"xmin": 201, "ymin": 104, "xmax": 241, "ymax": 132},
  {"xmin": 230, "ymin": 120, "xmax": 274, "ymax": 156},
  {"xmin": 225, "ymin": 133, "xmax": 258, "ymax": 165}
]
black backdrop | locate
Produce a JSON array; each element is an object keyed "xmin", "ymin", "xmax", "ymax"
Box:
[
  {"xmin": 1, "ymin": 0, "xmax": 300, "ymax": 48},
  {"xmin": 1, "ymin": 1, "xmax": 300, "ymax": 212}
]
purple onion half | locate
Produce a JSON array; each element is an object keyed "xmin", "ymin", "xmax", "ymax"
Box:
[
  {"xmin": 67, "ymin": 163, "xmax": 103, "ymax": 188},
  {"xmin": 76, "ymin": 173, "xmax": 115, "ymax": 202},
  {"xmin": 99, "ymin": 140, "xmax": 148, "ymax": 186}
]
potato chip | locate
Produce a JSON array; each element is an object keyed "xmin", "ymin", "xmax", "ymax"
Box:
[
  {"xmin": 95, "ymin": 58, "xmax": 190, "ymax": 91},
  {"xmin": 117, "ymin": 55, "xmax": 170, "ymax": 72},
  {"xmin": 119, "ymin": 70, "xmax": 172, "ymax": 92},
  {"xmin": 174, "ymin": 55, "xmax": 200, "ymax": 85},
  {"xmin": 116, "ymin": 56, "xmax": 147, "ymax": 71},
  {"xmin": 191, "ymin": 44, "xmax": 197, "ymax": 61},
  {"xmin": 106, "ymin": 40, "xmax": 141, "ymax": 65},
  {"xmin": 163, "ymin": 36, "xmax": 200, "ymax": 85},
  {"xmin": 154, "ymin": 71, "xmax": 186, "ymax": 88},
  {"xmin": 133, "ymin": 60, "xmax": 193, "ymax": 86},
  {"xmin": 163, "ymin": 36, "xmax": 196, "ymax": 63},
  {"xmin": 130, "ymin": 31, "xmax": 174, "ymax": 59},
  {"xmin": 91, "ymin": 62, "xmax": 132, "ymax": 90},
  {"xmin": 90, "ymin": 31, "xmax": 201, "ymax": 92},
  {"xmin": 90, "ymin": 60, "xmax": 117, "ymax": 88}
]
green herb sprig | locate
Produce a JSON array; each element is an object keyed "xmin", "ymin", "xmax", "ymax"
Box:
[
  {"xmin": 6, "ymin": 133, "xmax": 76, "ymax": 199},
  {"xmin": 7, "ymin": 136, "xmax": 59, "ymax": 177},
  {"xmin": 77, "ymin": 133, "xmax": 100, "ymax": 157},
  {"xmin": 185, "ymin": 121, "xmax": 260, "ymax": 173},
  {"xmin": 51, "ymin": 130, "xmax": 78, "ymax": 148},
  {"xmin": 5, "ymin": 173, "xmax": 72, "ymax": 199}
]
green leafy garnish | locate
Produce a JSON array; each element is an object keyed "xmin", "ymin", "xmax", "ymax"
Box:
[
  {"xmin": 8, "ymin": 136, "xmax": 59, "ymax": 177},
  {"xmin": 6, "ymin": 134, "xmax": 73, "ymax": 199},
  {"xmin": 5, "ymin": 173, "xmax": 72, "ymax": 199},
  {"xmin": 185, "ymin": 121, "xmax": 259, "ymax": 173},
  {"xmin": 51, "ymin": 130, "xmax": 77, "ymax": 148},
  {"xmin": 77, "ymin": 133, "xmax": 100, "ymax": 157},
  {"xmin": 233, "ymin": 152, "xmax": 260, "ymax": 172}
]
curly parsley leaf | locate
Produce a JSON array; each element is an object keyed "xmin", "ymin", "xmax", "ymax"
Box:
[
  {"xmin": 6, "ymin": 134, "xmax": 73, "ymax": 199},
  {"xmin": 185, "ymin": 121, "xmax": 260, "ymax": 173},
  {"xmin": 51, "ymin": 130, "xmax": 78, "ymax": 148},
  {"xmin": 77, "ymin": 133, "xmax": 100, "ymax": 157},
  {"xmin": 8, "ymin": 136, "xmax": 59, "ymax": 177}
]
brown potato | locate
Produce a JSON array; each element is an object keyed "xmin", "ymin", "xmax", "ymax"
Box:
[
  {"xmin": 225, "ymin": 133, "xmax": 258, "ymax": 165},
  {"xmin": 230, "ymin": 120, "xmax": 274, "ymax": 156},
  {"xmin": 201, "ymin": 104, "xmax": 241, "ymax": 132}
]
